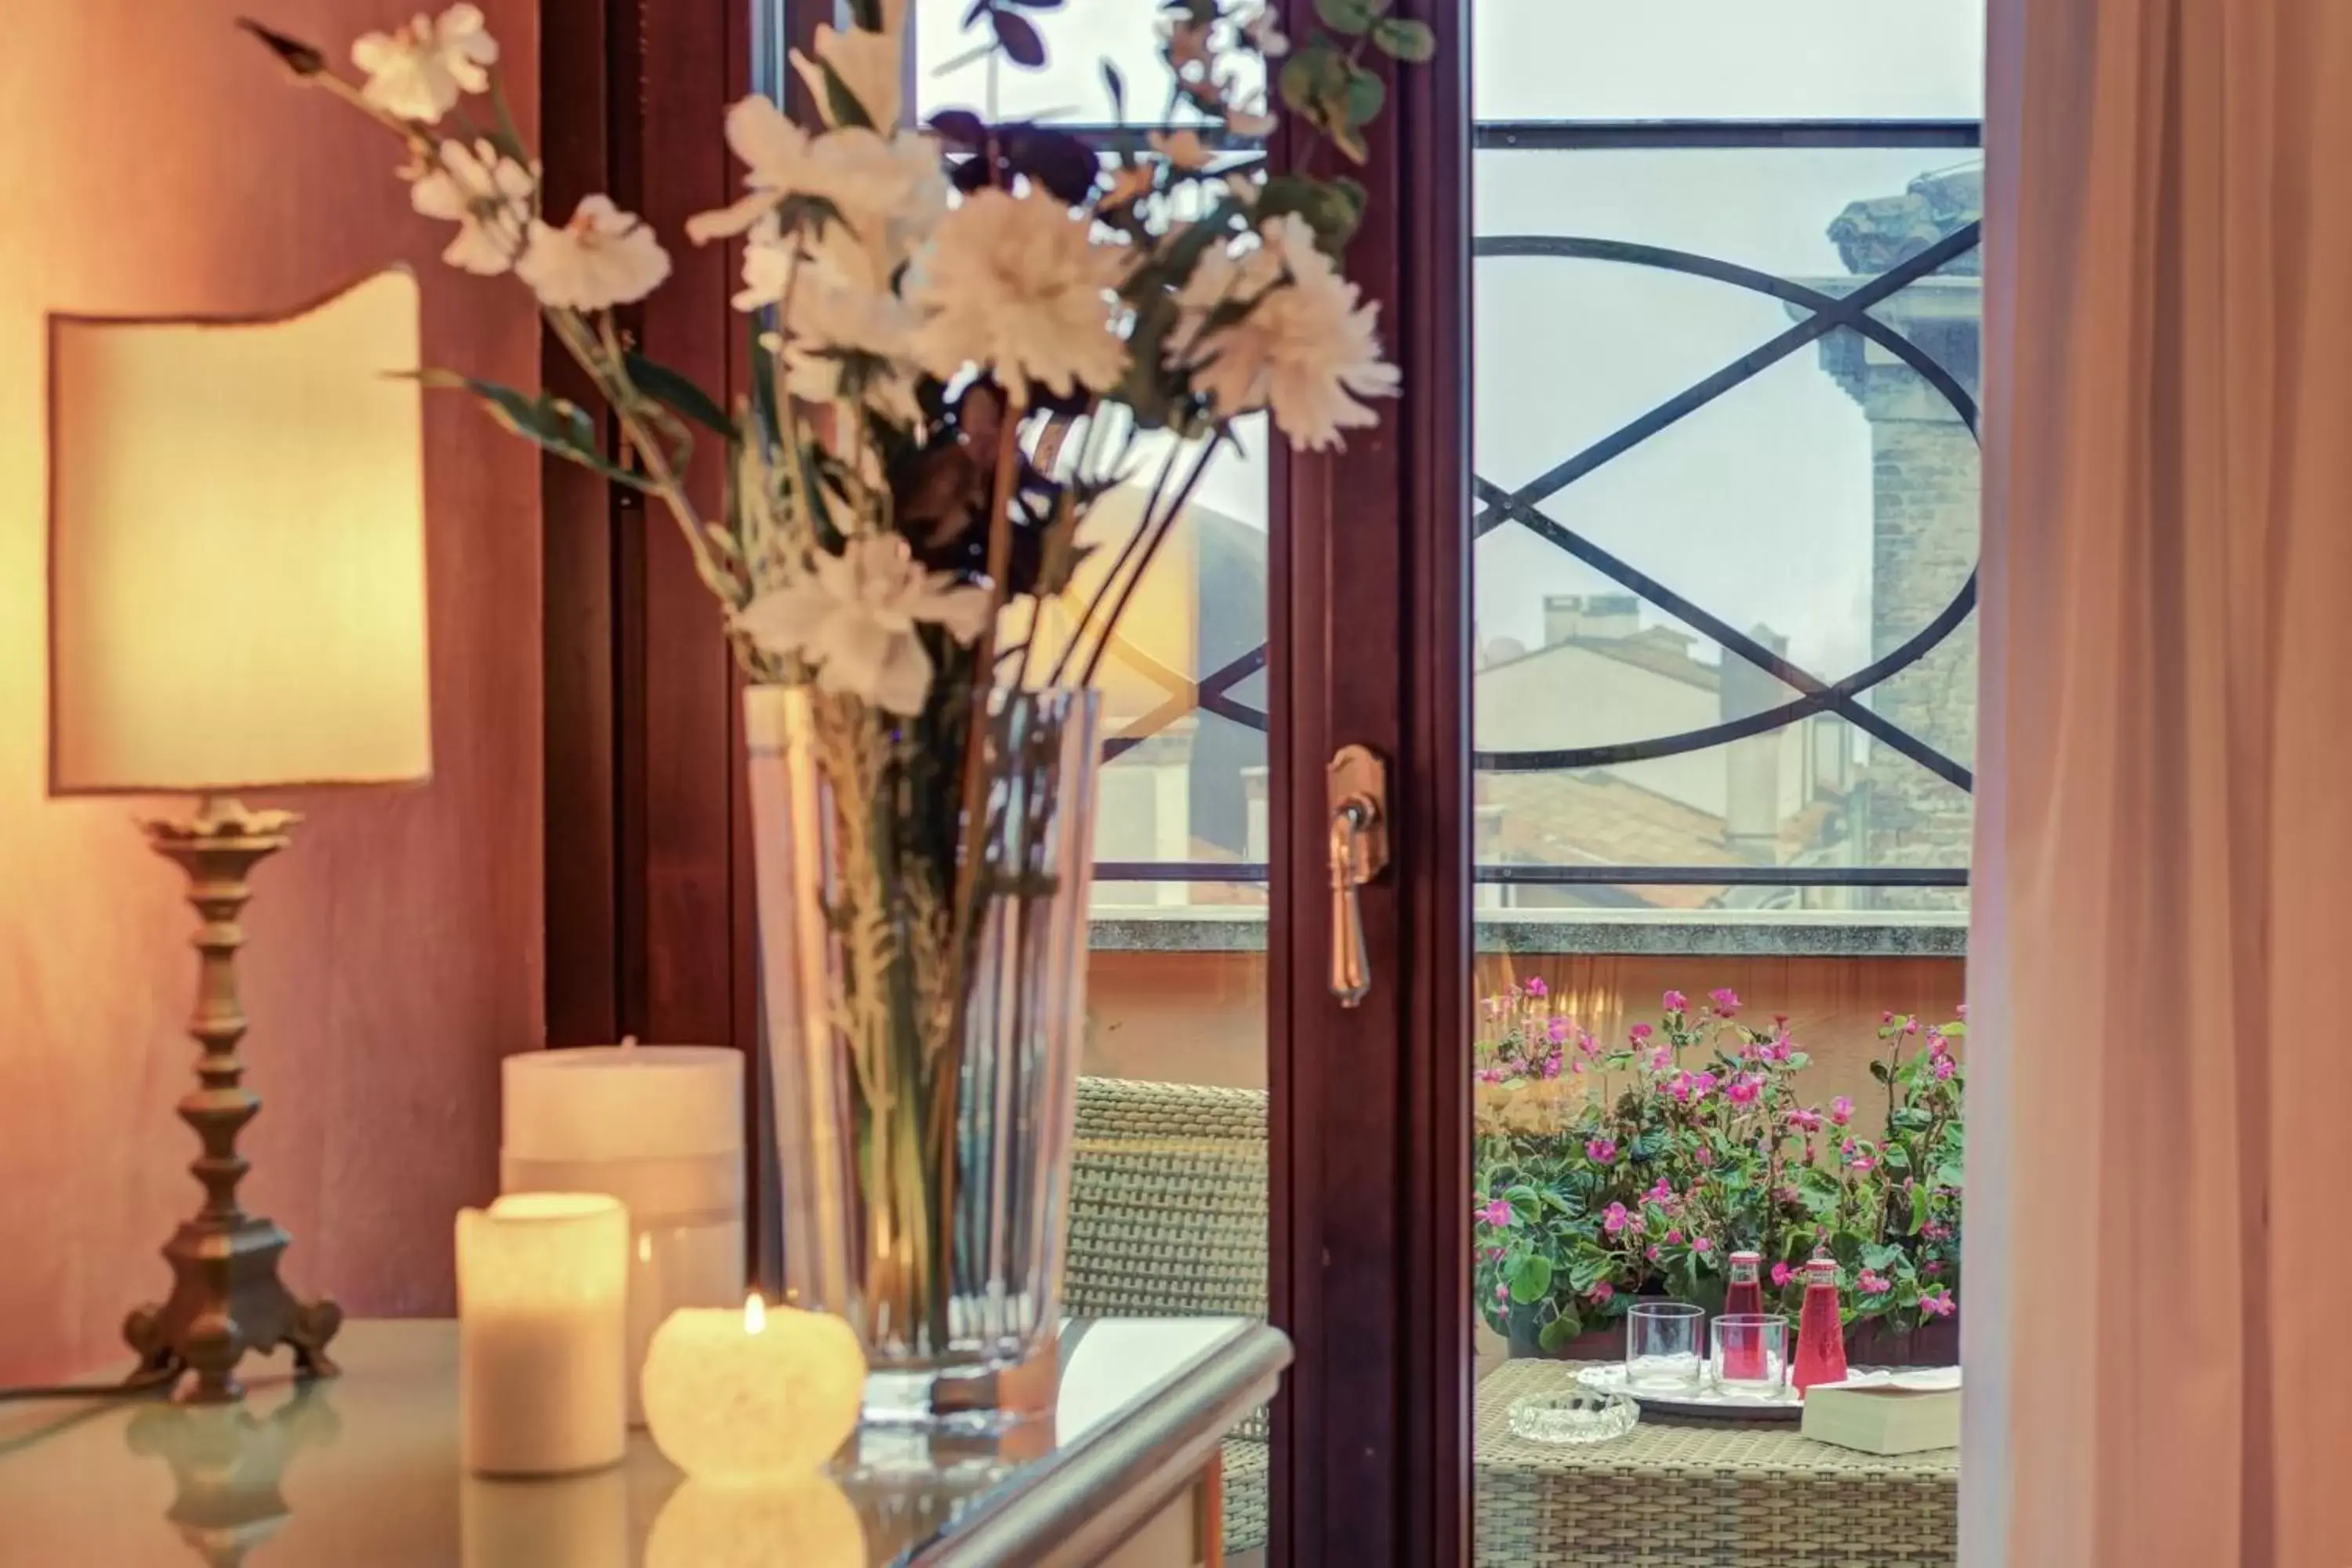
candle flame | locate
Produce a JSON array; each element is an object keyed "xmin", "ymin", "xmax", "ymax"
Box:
[
  {"xmin": 637, "ymin": 1233, "xmax": 651, "ymax": 1264},
  {"xmin": 744, "ymin": 1293, "xmax": 767, "ymax": 1334}
]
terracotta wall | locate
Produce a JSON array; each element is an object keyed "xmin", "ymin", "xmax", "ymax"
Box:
[
  {"xmin": 1085, "ymin": 950, "xmax": 1966, "ymax": 1118},
  {"xmin": 0, "ymin": 0, "xmax": 542, "ymax": 1383}
]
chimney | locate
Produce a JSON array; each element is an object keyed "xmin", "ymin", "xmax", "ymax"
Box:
[
  {"xmin": 1542, "ymin": 592, "xmax": 1640, "ymax": 647},
  {"xmin": 1722, "ymin": 625, "xmax": 1790, "ymax": 861}
]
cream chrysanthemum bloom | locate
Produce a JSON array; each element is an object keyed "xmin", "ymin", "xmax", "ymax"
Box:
[
  {"xmin": 408, "ymin": 139, "xmax": 535, "ymax": 275},
  {"xmin": 351, "ymin": 4, "xmax": 498, "ymax": 122},
  {"xmin": 1173, "ymin": 213, "xmax": 1399, "ymax": 451},
  {"xmin": 517, "ymin": 195, "xmax": 672, "ymax": 310},
  {"xmin": 685, "ymin": 96, "xmax": 945, "ymax": 260},
  {"xmin": 735, "ymin": 536, "xmax": 993, "ymax": 716},
  {"xmin": 909, "ymin": 188, "xmax": 1130, "ymax": 403},
  {"xmin": 737, "ymin": 223, "xmax": 924, "ymax": 423}
]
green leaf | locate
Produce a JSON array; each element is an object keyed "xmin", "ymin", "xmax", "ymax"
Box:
[
  {"xmin": 236, "ymin": 18, "xmax": 328, "ymax": 78},
  {"xmin": 817, "ymin": 60, "xmax": 875, "ymax": 130},
  {"xmin": 1861, "ymin": 1241, "xmax": 1905, "ymax": 1272},
  {"xmin": 1255, "ymin": 173, "xmax": 1367, "ymax": 254},
  {"xmin": 625, "ymin": 352, "xmax": 733, "ymax": 439},
  {"xmin": 1341, "ymin": 62, "xmax": 1387, "ymax": 129},
  {"xmin": 411, "ymin": 371, "xmax": 648, "ymax": 490},
  {"xmin": 1313, "ymin": 0, "xmax": 1389, "ymax": 34},
  {"xmin": 1934, "ymin": 1159, "xmax": 1966, "ymax": 1189},
  {"xmin": 1907, "ymin": 1184, "xmax": 1932, "ymax": 1234},
  {"xmin": 1870, "ymin": 1059, "xmax": 1892, "ymax": 1084},
  {"xmin": 1278, "ymin": 41, "xmax": 1348, "ymax": 117},
  {"xmin": 1537, "ymin": 1312, "xmax": 1581, "ymax": 1353},
  {"xmin": 1507, "ymin": 1254, "xmax": 1555, "ymax": 1305},
  {"xmin": 1369, "ymin": 16, "xmax": 1437, "ymax": 61},
  {"xmin": 485, "ymin": 71, "xmax": 534, "ymax": 166}
]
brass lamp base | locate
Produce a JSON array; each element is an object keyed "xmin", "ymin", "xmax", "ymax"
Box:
[
  {"xmin": 124, "ymin": 1215, "xmax": 343, "ymax": 1405},
  {"xmin": 129, "ymin": 798, "xmax": 342, "ymax": 1404}
]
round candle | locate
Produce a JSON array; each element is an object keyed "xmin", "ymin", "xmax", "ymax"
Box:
[
  {"xmin": 503, "ymin": 1043, "xmax": 746, "ymax": 1426},
  {"xmin": 641, "ymin": 1295, "xmax": 866, "ymax": 1483},
  {"xmin": 456, "ymin": 1192, "xmax": 630, "ymax": 1478}
]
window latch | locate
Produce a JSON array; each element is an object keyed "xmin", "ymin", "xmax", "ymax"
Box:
[{"xmin": 1327, "ymin": 743, "xmax": 1389, "ymax": 1009}]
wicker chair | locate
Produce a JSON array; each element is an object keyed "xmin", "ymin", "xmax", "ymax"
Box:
[{"xmin": 1066, "ymin": 1076, "xmax": 1270, "ymax": 1552}]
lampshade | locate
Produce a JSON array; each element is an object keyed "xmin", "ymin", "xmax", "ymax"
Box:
[{"xmin": 46, "ymin": 269, "xmax": 432, "ymax": 795}]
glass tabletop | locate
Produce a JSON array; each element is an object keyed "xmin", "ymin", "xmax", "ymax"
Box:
[{"xmin": 0, "ymin": 1317, "xmax": 1276, "ymax": 1567}]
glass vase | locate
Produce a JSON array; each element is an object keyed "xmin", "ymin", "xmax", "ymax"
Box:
[{"xmin": 746, "ymin": 683, "xmax": 1100, "ymax": 1430}]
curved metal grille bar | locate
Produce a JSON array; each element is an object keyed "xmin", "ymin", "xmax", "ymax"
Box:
[
  {"xmin": 1094, "ymin": 225, "xmax": 1982, "ymax": 776},
  {"xmin": 1467, "ymin": 225, "xmax": 1979, "ymax": 784},
  {"xmin": 1074, "ymin": 171, "xmax": 1987, "ymax": 882}
]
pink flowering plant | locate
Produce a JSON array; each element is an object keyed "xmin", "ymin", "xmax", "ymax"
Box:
[{"xmin": 1472, "ymin": 985, "xmax": 1964, "ymax": 1355}]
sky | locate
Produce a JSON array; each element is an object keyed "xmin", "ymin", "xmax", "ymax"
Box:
[{"xmin": 911, "ymin": 0, "xmax": 1987, "ymax": 718}]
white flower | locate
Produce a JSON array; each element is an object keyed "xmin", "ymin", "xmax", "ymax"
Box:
[
  {"xmin": 1149, "ymin": 129, "xmax": 1215, "ymax": 172},
  {"xmin": 738, "ymin": 220, "xmax": 924, "ymax": 422},
  {"xmin": 687, "ymin": 97, "xmax": 945, "ymax": 261},
  {"xmin": 1239, "ymin": 5, "xmax": 1290, "ymax": 59},
  {"xmin": 1225, "ymin": 100, "xmax": 1278, "ymax": 139},
  {"xmin": 735, "ymin": 535, "xmax": 993, "ymax": 716},
  {"xmin": 351, "ymin": 5, "xmax": 498, "ymax": 123},
  {"xmin": 909, "ymin": 188, "xmax": 1130, "ymax": 403},
  {"xmin": 516, "ymin": 195, "xmax": 672, "ymax": 310},
  {"xmin": 1162, "ymin": 18, "xmax": 1214, "ymax": 80},
  {"xmin": 1173, "ymin": 214, "xmax": 1399, "ymax": 451},
  {"xmin": 408, "ymin": 139, "xmax": 534, "ymax": 275},
  {"xmin": 791, "ymin": 22, "xmax": 903, "ymax": 131}
]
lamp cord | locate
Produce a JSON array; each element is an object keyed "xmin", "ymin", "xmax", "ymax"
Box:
[{"xmin": 0, "ymin": 1369, "xmax": 177, "ymax": 1404}]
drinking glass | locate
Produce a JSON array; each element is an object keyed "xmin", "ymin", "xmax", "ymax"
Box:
[
  {"xmin": 1710, "ymin": 1313, "xmax": 1789, "ymax": 1395},
  {"xmin": 1624, "ymin": 1301, "xmax": 1706, "ymax": 1391}
]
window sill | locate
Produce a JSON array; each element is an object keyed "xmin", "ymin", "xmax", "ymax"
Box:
[{"xmin": 1087, "ymin": 906, "xmax": 1965, "ymax": 958}]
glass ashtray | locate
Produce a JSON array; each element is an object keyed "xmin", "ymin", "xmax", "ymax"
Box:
[{"xmin": 1505, "ymin": 1388, "xmax": 1640, "ymax": 1446}]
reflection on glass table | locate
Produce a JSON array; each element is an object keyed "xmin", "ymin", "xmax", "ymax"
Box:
[{"xmin": 0, "ymin": 1317, "xmax": 1286, "ymax": 1568}]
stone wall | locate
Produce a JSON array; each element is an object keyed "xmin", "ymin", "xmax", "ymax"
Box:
[{"xmin": 1812, "ymin": 167, "xmax": 1984, "ymax": 910}]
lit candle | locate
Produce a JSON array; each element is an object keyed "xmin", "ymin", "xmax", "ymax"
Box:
[
  {"xmin": 641, "ymin": 1294, "xmax": 866, "ymax": 1483},
  {"xmin": 502, "ymin": 1041, "xmax": 746, "ymax": 1424},
  {"xmin": 456, "ymin": 1192, "xmax": 629, "ymax": 1477}
]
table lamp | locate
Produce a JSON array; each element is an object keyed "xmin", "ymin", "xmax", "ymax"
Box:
[{"xmin": 45, "ymin": 268, "xmax": 433, "ymax": 1403}]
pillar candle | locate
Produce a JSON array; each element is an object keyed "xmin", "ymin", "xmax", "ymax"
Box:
[
  {"xmin": 456, "ymin": 1193, "xmax": 629, "ymax": 1477},
  {"xmin": 502, "ymin": 1043, "xmax": 746, "ymax": 1424}
]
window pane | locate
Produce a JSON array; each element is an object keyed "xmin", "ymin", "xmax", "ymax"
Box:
[
  {"xmin": 913, "ymin": 0, "xmax": 1262, "ymax": 126},
  {"xmin": 1474, "ymin": 0, "xmax": 1987, "ymax": 121}
]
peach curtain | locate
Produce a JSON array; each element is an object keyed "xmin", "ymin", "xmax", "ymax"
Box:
[{"xmin": 1970, "ymin": 2, "xmax": 2352, "ymax": 1563}]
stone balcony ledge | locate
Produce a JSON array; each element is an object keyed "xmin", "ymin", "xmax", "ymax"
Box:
[{"xmin": 1086, "ymin": 906, "xmax": 1966, "ymax": 959}]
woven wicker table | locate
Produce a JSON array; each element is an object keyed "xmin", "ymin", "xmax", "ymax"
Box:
[{"xmin": 1475, "ymin": 1359, "xmax": 1958, "ymax": 1568}]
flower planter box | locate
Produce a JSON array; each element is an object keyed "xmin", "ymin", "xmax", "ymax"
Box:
[
  {"xmin": 1846, "ymin": 1310, "xmax": 1962, "ymax": 1367},
  {"xmin": 1508, "ymin": 1302, "xmax": 1962, "ymax": 1367}
]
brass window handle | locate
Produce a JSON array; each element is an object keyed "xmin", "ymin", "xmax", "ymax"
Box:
[{"xmin": 1326, "ymin": 745, "xmax": 1389, "ymax": 1008}]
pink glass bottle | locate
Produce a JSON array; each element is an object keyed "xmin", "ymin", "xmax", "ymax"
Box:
[
  {"xmin": 1790, "ymin": 1254, "xmax": 1849, "ymax": 1395},
  {"xmin": 1720, "ymin": 1250, "xmax": 1766, "ymax": 1379}
]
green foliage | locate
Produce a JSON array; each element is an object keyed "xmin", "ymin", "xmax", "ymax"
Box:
[
  {"xmin": 1313, "ymin": 0, "xmax": 1391, "ymax": 34},
  {"xmin": 1472, "ymin": 993, "xmax": 1967, "ymax": 1348},
  {"xmin": 1255, "ymin": 172, "xmax": 1369, "ymax": 254},
  {"xmin": 1369, "ymin": 16, "xmax": 1438, "ymax": 62},
  {"xmin": 410, "ymin": 371, "xmax": 648, "ymax": 490},
  {"xmin": 625, "ymin": 352, "xmax": 733, "ymax": 439}
]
